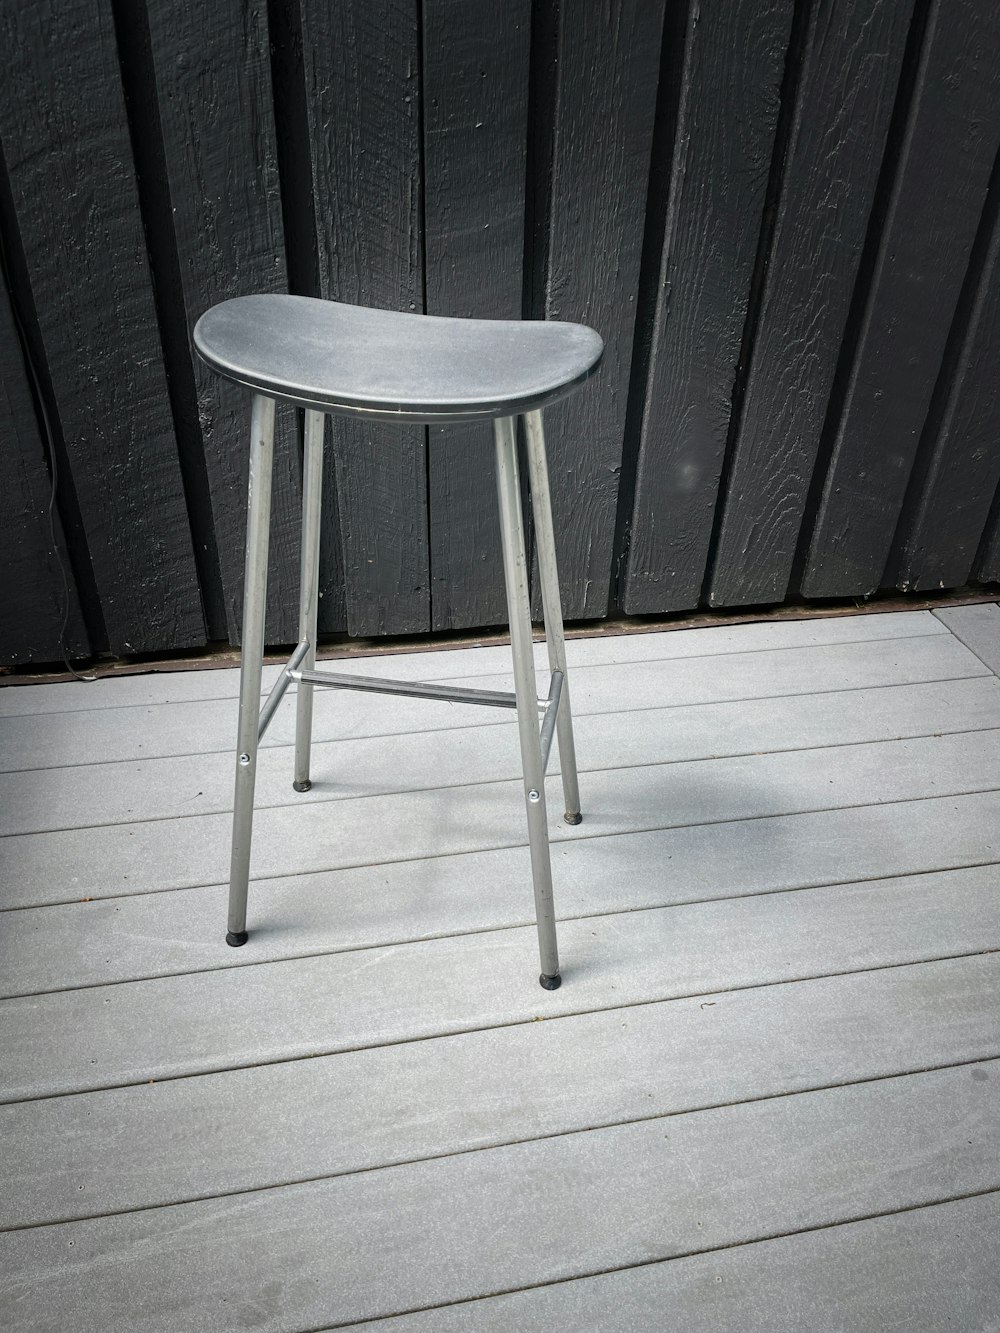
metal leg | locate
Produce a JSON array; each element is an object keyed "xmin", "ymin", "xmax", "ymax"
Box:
[
  {"xmin": 227, "ymin": 393, "xmax": 276, "ymax": 946},
  {"xmin": 293, "ymin": 410, "xmax": 325, "ymax": 792},
  {"xmin": 494, "ymin": 415, "xmax": 561, "ymax": 989},
  {"xmin": 524, "ymin": 410, "xmax": 582, "ymax": 824}
]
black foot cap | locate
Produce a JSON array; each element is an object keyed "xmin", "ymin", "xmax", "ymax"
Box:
[
  {"xmin": 564, "ymin": 811, "xmax": 583, "ymax": 826},
  {"xmin": 226, "ymin": 931, "xmax": 249, "ymax": 948},
  {"xmin": 293, "ymin": 779, "xmax": 312, "ymax": 793},
  {"xmin": 539, "ymin": 972, "xmax": 562, "ymax": 991}
]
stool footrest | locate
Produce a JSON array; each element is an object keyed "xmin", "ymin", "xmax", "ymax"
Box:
[
  {"xmin": 281, "ymin": 661, "xmax": 564, "ymax": 767},
  {"xmin": 289, "ymin": 667, "xmax": 529, "ymax": 710}
]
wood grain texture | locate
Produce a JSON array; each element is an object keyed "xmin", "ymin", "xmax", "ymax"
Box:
[
  {"xmin": 5, "ymin": 676, "xmax": 994, "ymax": 835},
  {"xmin": 802, "ymin": 0, "xmax": 1000, "ymax": 598},
  {"xmin": 708, "ymin": 0, "xmax": 915, "ymax": 608},
  {"xmin": 0, "ymin": 282, "xmax": 88, "ymax": 664},
  {"xmin": 354, "ymin": 1193, "xmax": 1000, "ymax": 1332},
  {"xmin": 300, "ymin": 0, "xmax": 429, "ymax": 637},
  {"xmin": 0, "ymin": 631, "xmax": 977, "ymax": 776},
  {"xmin": 0, "ymin": 1066, "xmax": 996, "ymax": 1328},
  {"xmin": 900, "ymin": 196, "xmax": 1000, "ymax": 588},
  {"xmin": 900, "ymin": 211, "xmax": 1000, "ymax": 589},
  {"xmin": 424, "ymin": 0, "xmax": 531, "ymax": 632},
  {"xmin": 621, "ymin": 0, "xmax": 792, "ymax": 616},
  {"xmin": 536, "ymin": 0, "xmax": 666, "ymax": 620},
  {"xmin": 0, "ymin": 0, "xmax": 205, "ymax": 654},
  {"xmin": 4, "ymin": 953, "xmax": 997, "ymax": 1226},
  {"xmin": 146, "ymin": 0, "xmax": 319, "ymax": 645}
]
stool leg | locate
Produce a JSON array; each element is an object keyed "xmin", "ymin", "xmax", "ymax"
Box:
[
  {"xmin": 524, "ymin": 409, "xmax": 582, "ymax": 824},
  {"xmin": 227, "ymin": 393, "xmax": 276, "ymax": 947},
  {"xmin": 494, "ymin": 414, "xmax": 561, "ymax": 989},
  {"xmin": 293, "ymin": 409, "xmax": 325, "ymax": 792}
]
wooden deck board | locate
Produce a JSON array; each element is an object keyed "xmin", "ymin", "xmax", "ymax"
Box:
[
  {"xmin": 3, "ymin": 953, "xmax": 997, "ymax": 1230},
  {"xmin": 934, "ymin": 602, "xmax": 1000, "ymax": 675},
  {"xmin": 1, "ymin": 1065, "xmax": 997, "ymax": 1331},
  {"xmin": 2, "ymin": 788, "xmax": 1000, "ymax": 997},
  {"xmin": 4, "ymin": 863, "xmax": 999, "ymax": 1103},
  {"xmin": 354, "ymin": 1191, "xmax": 1000, "ymax": 1332},
  {"xmin": 0, "ymin": 631, "xmax": 980, "ymax": 774},
  {"xmin": 2, "ymin": 675, "xmax": 997, "ymax": 836},
  {"xmin": 3, "ymin": 724, "xmax": 1000, "ymax": 908},
  {"xmin": 1, "ymin": 611, "xmax": 998, "ymax": 1330},
  {"xmin": 0, "ymin": 608, "xmax": 948, "ymax": 717}
]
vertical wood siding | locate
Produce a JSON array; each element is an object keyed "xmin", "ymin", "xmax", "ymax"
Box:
[
  {"xmin": 423, "ymin": 0, "xmax": 531, "ymax": 633},
  {"xmin": 2, "ymin": 0, "xmax": 1000, "ymax": 664},
  {"xmin": 145, "ymin": 0, "xmax": 306, "ymax": 645},
  {"xmin": 0, "ymin": 0, "xmax": 205, "ymax": 656}
]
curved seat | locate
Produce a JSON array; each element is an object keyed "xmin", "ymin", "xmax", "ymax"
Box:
[{"xmin": 193, "ymin": 294, "xmax": 604, "ymax": 424}]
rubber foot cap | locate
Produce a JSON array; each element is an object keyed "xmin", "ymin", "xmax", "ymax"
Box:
[
  {"xmin": 293, "ymin": 779, "xmax": 312, "ymax": 793},
  {"xmin": 226, "ymin": 931, "xmax": 249, "ymax": 947},
  {"xmin": 539, "ymin": 973, "xmax": 562, "ymax": 991},
  {"xmin": 564, "ymin": 811, "xmax": 582, "ymax": 826}
]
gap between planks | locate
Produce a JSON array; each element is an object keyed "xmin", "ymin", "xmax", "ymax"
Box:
[
  {"xmin": 1, "ymin": 1064, "xmax": 996, "ymax": 1330},
  {"xmin": 3, "ymin": 1050, "xmax": 996, "ymax": 1235},
  {"xmin": 0, "ymin": 610, "xmax": 950, "ymax": 718},
  {"xmin": 5, "ymin": 946, "xmax": 996, "ymax": 1107},
  {"xmin": 8, "ymin": 711, "xmax": 999, "ymax": 839},
  {"xmin": 1, "ymin": 665, "xmax": 988, "ymax": 780},
  {"xmin": 327, "ymin": 1189, "xmax": 1000, "ymax": 1332},
  {"xmin": 3, "ymin": 949, "xmax": 998, "ymax": 1230},
  {"xmin": 5, "ymin": 839, "xmax": 1000, "ymax": 999},
  {"xmin": 4, "ymin": 724, "xmax": 1000, "ymax": 909},
  {"xmin": 3, "ymin": 858, "xmax": 999, "ymax": 1103}
]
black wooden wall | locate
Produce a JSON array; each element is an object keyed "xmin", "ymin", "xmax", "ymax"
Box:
[{"xmin": 2, "ymin": 0, "xmax": 1000, "ymax": 666}]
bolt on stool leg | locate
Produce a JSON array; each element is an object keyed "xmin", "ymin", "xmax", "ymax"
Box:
[
  {"xmin": 494, "ymin": 414, "xmax": 560, "ymax": 989},
  {"xmin": 524, "ymin": 410, "xmax": 582, "ymax": 824},
  {"xmin": 293, "ymin": 409, "xmax": 326, "ymax": 792},
  {"xmin": 227, "ymin": 393, "xmax": 276, "ymax": 946}
]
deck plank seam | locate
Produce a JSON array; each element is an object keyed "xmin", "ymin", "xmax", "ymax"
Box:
[
  {"xmin": 6, "ymin": 859, "xmax": 1000, "ymax": 998},
  {"xmin": 934, "ymin": 605, "xmax": 1000, "ymax": 678},
  {"xmin": 4, "ymin": 947, "xmax": 996, "ymax": 1106},
  {"xmin": 8, "ymin": 720, "xmax": 1000, "ymax": 838},
  {"xmin": 6, "ymin": 780, "xmax": 1000, "ymax": 913},
  {"xmin": 0, "ymin": 626, "xmax": 955, "ymax": 721},
  {"xmin": 4, "ymin": 668, "xmax": 995, "ymax": 777},
  {"xmin": 3, "ymin": 1052, "xmax": 997, "ymax": 1237},
  {"xmin": 305, "ymin": 1185, "xmax": 1000, "ymax": 1332}
]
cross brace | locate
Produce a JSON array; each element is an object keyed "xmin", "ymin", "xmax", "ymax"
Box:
[{"xmin": 258, "ymin": 641, "xmax": 564, "ymax": 772}]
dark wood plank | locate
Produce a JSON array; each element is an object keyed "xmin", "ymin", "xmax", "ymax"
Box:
[
  {"xmin": 300, "ymin": 0, "xmax": 429, "ymax": 637},
  {"xmin": 892, "ymin": 183, "xmax": 1000, "ymax": 589},
  {"xmin": 145, "ymin": 0, "xmax": 323, "ymax": 645},
  {"xmin": 708, "ymin": 0, "xmax": 915, "ymax": 608},
  {"xmin": 802, "ymin": 0, "xmax": 1000, "ymax": 599},
  {"xmin": 0, "ymin": 281, "xmax": 88, "ymax": 665},
  {"xmin": 266, "ymin": 0, "xmax": 345, "ymax": 637},
  {"xmin": 423, "ymin": 0, "xmax": 531, "ymax": 632},
  {"xmin": 0, "ymin": 0, "xmax": 205, "ymax": 654},
  {"xmin": 620, "ymin": 0, "xmax": 793, "ymax": 616},
  {"xmin": 535, "ymin": 0, "xmax": 666, "ymax": 621}
]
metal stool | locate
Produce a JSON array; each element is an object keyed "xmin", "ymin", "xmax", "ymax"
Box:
[{"xmin": 193, "ymin": 295, "xmax": 604, "ymax": 989}]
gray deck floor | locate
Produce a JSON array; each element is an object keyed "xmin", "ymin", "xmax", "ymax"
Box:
[{"xmin": 1, "ymin": 605, "xmax": 999, "ymax": 1331}]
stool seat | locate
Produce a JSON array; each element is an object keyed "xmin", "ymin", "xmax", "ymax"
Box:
[{"xmin": 193, "ymin": 294, "xmax": 604, "ymax": 424}]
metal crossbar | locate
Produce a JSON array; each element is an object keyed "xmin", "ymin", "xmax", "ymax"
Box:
[
  {"xmin": 263, "ymin": 646, "xmax": 565, "ymax": 765},
  {"xmin": 257, "ymin": 639, "xmax": 309, "ymax": 740},
  {"xmin": 288, "ymin": 668, "xmax": 524, "ymax": 709},
  {"xmin": 539, "ymin": 670, "xmax": 564, "ymax": 773}
]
